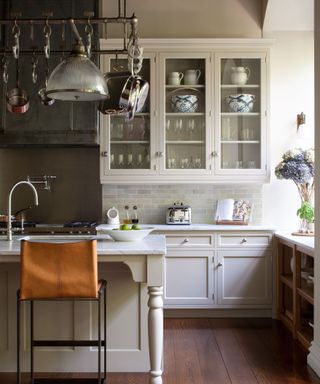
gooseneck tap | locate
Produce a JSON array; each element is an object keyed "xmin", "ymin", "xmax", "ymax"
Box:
[{"xmin": 7, "ymin": 181, "xmax": 39, "ymax": 241}]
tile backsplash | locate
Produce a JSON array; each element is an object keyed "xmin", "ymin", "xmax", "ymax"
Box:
[{"xmin": 102, "ymin": 184, "xmax": 262, "ymax": 224}]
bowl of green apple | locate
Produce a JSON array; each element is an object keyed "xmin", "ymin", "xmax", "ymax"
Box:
[{"xmin": 104, "ymin": 225, "xmax": 155, "ymax": 242}]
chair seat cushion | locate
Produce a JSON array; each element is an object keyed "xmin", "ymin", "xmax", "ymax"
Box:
[{"xmin": 20, "ymin": 240, "xmax": 98, "ymax": 300}]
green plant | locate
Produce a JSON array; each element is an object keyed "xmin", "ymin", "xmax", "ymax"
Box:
[{"xmin": 296, "ymin": 201, "xmax": 314, "ymax": 224}]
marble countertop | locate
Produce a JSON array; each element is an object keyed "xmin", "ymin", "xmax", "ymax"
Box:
[
  {"xmin": 275, "ymin": 231, "xmax": 314, "ymax": 255},
  {"xmin": 97, "ymin": 223, "xmax": 275, "ymax": 232},
  {"xmin": 0, "ymin": 234, "xmax": 166, "ymax": 258}
]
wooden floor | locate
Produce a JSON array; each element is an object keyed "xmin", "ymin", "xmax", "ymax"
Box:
[{"xmin": 1, "ymin": 318, "xmax": 319, "ymax": 384}]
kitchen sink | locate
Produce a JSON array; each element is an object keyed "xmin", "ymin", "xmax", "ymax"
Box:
[{"xmin": 19, "ymin": 235, "xmax": 95, "ymax": 243}]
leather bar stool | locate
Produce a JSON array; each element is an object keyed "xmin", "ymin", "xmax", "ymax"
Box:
[{"xmin": 17, "ymin": 239, "xmax": 107, "ymax": 384}]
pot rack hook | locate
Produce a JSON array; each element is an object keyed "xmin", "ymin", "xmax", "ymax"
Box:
[
  {"xmin": 2, "ymin": 54, "xmax": 8, "ymax": 84},
  {"xmin": 60, "ymin": 21, "xmax": 66, "ymax": 61},
  {"xmin": 43, "ymin": 17, "xmax": 52, "ymax": 59},
  {"xmin": 84, "ymin": 14, "xmax": 93, "ymax": 58},
  {"xmin": 11, "ymin": 19, "xmax": 20, "ymax": 60},
  {"xmin": 31, "ymin": 51, "xmax": 38, "ymax": 84}
]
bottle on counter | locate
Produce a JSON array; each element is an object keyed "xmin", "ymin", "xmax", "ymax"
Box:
[
  {"xmin": 132, "ymin": 205, "xmax": 139, "ymax": 224},
  {"xmin": 123, "ymin": 205, "xmax": 131, "ymax": 224}
]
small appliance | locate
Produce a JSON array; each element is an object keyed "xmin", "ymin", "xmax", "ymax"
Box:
[{"xmin": 166, "ymin": 202, "xmax": 192, "ymax": 225}]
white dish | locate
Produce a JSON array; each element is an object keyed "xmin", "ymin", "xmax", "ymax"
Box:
[{"xmin": 103, "ymin": 227, "xmax": 155, "ymax": 242}]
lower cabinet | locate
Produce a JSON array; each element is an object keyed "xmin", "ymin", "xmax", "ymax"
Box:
[
  {"xmin": 162, "ymin": 231, "xmax": 273, "ymax": 310},
  {"xmin": 216, "ymin": 249, "xmax": 272, "ymax": 306},
  {"xmin": 164, "ymin": 249, "xmax": 214, "ymax": 307}
]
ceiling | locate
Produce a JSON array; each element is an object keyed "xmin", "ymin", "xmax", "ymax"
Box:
[{"xmin": 263, "ymin": 0, "xmax": 314, "ymax": 31}]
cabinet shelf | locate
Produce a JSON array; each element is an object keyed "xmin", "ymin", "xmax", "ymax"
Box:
[
  {"xmin": 221, "ymin": 84, "xmax": 260, "ymax": 89},
  {"xmin": 221, "ymin": 140, "xmax": 260, "ymax": 144},
  {"xmin": 166, "ymin": 112, "xmax": 205, "ymax": 117},
  {"xmin": 166, "ymin": 140, "xmax": 205, "ymax": 145},
  {"xmin": 280, "ymin": 274, "xmax": 293, "ymax": 289},
  {"xmin": 110, "ymin": 141, "xmax": 150, "ymax": 144},
  {"xmin": 166, "ymin": 84, "xmax": 205, "ymax": 89},
  {"xmin": 221, "ymin": 112, "xmax": 260, "ymax": 117},
  {"xmin": 297, "ymin": 286, "xmax": 314, "ymax": 305}
]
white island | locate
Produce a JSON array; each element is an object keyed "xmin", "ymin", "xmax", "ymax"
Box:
[{"xmin": 0, "ymin": 234, "xmax": 166, "ymax": 384}]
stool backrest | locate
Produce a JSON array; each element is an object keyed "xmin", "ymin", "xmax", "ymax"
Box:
[{"xmin": 20, "ymin": 239, "xmax": 98, "ymax": 300}]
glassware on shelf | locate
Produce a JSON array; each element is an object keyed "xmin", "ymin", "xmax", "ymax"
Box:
[
  {"xmin": 174, "ymin": 118, "xmax": 183, "ymax": 140},
  {"xmin": 194, "ymin": 157, "xmax": 202, "ymax": 168},
  {"xmin": 127, "ymin": 153, "xmax": 133, "ymax": 168},
  {"xmin": 235, "ymin": 160, "xmax": 243, "ymax": 169},
  {"xmin": 118, "ymin": 153, "xmax": 124, "ymax": 168},
  {"xmin": 247, "ymin": 160, "xmax": 256, "ymax": 168},
  {"xmin": 137, "ymin": 153, "xmax": 143, "ymax": 168},
  {"xmin": 221, "ymin": 117, "xmax": 231, "ymax": 140},
  {"xmin": 187, "ymin": 119, "xmax": 195, "ymax": 140},
  {"xmin": 111, "ymin": 153, "xmax": 115, "ymax": 168}
]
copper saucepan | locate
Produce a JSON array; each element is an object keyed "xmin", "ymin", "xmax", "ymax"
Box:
[{"xmin": 6, "ymin": 58, "xmax": 29, "ymax": 114}]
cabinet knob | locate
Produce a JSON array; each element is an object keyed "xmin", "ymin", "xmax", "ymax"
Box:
[
  {"xmin": 211, "ymin": 151, "xmax": 219, "ymax": 157},
  {"xmin": 157, "ymin": 151, "xmax": 163, "ymax": 157},
  {"xmin": 183, "ymin": 238, "xmax": 190, "ymax": 243},
  {"xmin": 217, "ymin": 262, "xmax": 223, "ymax": 267},
  {"xmin": 101, "ymin": 151, "xmax": 108, "ymax": 157},
  {"xmin": 241, "ymin": 238, "xmax": 247, "ymax": 244}
]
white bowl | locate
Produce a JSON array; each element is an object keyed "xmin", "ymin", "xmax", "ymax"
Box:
[
  {"xmin": 225, "ymin": 93, "xmax": 255, "ymax": 113},
  {"xmin": 170, "ymin": 94, "xmax": 199, "ymax": 113},
  {"xmin": 103, "ymin": 227, "xmax": 155, "ymax": 242}
]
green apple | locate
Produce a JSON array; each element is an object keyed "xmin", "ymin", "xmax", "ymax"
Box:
[
  {"xmin": 132, "ymin": 224, "xmax": 140, "ymax": 230},
  {"xmin": 120, "ymin": 224, "xmax": 131, "ymax": 230}
]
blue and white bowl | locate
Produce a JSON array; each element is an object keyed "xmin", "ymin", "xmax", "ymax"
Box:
[
  {"xmin": 225, "ymin": 94, "xmax": 256, "ymax": 113},
  {"xmin": 170, "ymin": 94, "xmax": 199, "ymax": 113}
]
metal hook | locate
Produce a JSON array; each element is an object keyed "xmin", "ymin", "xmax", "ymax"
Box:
[
  {"xmin": 12, "ymin": 20, "xmax": 20, "ymax": 59},
  {"xmin": 43, "ymin": 18, "xmax": 51, "ymax": 59},
  {"xmin": 85, "ymin": 19, "xmax": 93, "ymax": 58},
  {"xmin": 2, "ymin": 54, "xmax": 8, "ymax": 84},
  {"xmin": 31, "ymin": 52, "xmax": 38, "ymax": 84}
]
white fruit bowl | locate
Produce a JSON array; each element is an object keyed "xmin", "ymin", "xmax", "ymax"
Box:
[{"xmin": 103, "ymin": 227, "xmax": 155, "ymax": 242}]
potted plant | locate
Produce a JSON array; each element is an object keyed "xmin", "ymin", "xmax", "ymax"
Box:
[{"xmin": 275, "ymin": 148, "xmax": 314, "ymax": 234}]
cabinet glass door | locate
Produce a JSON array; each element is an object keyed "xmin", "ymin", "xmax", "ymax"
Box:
[
  {"xmin": 215, "ymin": 53, "xmax": 267, "ymax": 176},
  {"xmin": 100, "ymin": 54, "xmax": 156, "ymax": 176},
  {"xmin": 160, "ymin": 53, "xmax": 211, "ymax": 174}
]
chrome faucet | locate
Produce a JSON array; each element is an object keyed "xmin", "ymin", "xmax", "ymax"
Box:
[{"xmin": 7, "ymin": 181, "xmax": 39, "ymax": 241}]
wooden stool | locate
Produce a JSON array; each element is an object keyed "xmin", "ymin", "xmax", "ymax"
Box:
[{"xmin": 17, "ymin": 239, "xmax": 107, "ymax": 384}]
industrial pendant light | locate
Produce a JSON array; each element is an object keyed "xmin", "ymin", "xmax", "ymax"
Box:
[{"xmin": 45, "ymin": 20, "xmax": 109, "ymax": 101}]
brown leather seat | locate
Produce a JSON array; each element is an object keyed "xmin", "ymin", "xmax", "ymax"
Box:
[
  {"xmin": 17, "ymin": 239, "xmax": 107, "ymax": 384},
  {"xmin": 20, "ymin": 239, "xmax": 98, "ymax": 300}
]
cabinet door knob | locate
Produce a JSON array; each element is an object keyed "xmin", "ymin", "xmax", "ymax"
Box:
[
  {"xmin": 157, "ymin": 151, "xmax": 163, "ymax": 157},
  {"xmin": 217, "ymin": 262, "xmax": 223, "ymax": 267},
  {"xmin": 101, "ymin": 151, "xmax": 108, "ymax": 157},
  {"xmin": 241, "ymin": 238, "xmax": 247, "ymax": 244},
  {"xmin": 183, "ymin": 238, "xmax": 190, "ymax": 243},
  {"xmin": 211, "ymin": 151, "xmax": 219, "ymax": 157}
]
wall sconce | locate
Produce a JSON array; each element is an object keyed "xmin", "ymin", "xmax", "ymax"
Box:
[{"xmin": 297, "ymin": 112, "xmax": 306, "ymax": 131}]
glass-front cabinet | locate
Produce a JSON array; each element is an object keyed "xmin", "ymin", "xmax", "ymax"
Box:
[
  {"xmin": 214, "ymin": 52, "xmax": 267, "ymax": 178},
  {"xmin": 159, "ymin": 53, "xmax": 211, "ymax": 175},
  {"xmin": 100, "ymin": 52, "xmax": 157, "ymax": 178},
  {"xmin": 100, "ymin": 39, "xmax": 270, "ymax": 184}
]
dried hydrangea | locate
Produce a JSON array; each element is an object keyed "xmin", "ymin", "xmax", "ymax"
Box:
[{"xmin": 275, "ymin": 148, "xmax": 314, "ymax": 203}]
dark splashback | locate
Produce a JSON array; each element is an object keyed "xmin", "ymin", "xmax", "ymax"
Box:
[{"xmin": 0, "ymin": 0, "xmax": 100, "ymax": 147}]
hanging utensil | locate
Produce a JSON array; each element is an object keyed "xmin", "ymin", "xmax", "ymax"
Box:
[
  {"xmin": 2, "ymin": 54, "xmax": 8, "ymax": 84},
  {"xmin": 38, "ymin": 58, "xmax": 55, "ymax": 106},
  {"xmin": 85, "ymin": 16, "xmax": 93, "ymax": 58},
  {"xmin": 30, "ymin": 21, "xmax": 38, "ymax": 84},
  {"xmin": 6, "ymin": 22, "xmax": 29, "ymax": 114}
]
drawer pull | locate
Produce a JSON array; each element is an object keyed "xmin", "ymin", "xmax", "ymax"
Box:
[
  {"xmin": 217, "ymin": 262, "xmax": 222, "ymax": 267},
  {"xmin": 183, "ymin": 238, "xmax": 190, "ymax": 243},
  {"xmin": 241, "ymin": 238, "xmax": 247, "ymax": 244}
]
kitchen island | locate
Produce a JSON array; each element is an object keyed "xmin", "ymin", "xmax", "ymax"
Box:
[{"xmin": 0, "ymin": 234, "xmax": 166, "ymax": 384}]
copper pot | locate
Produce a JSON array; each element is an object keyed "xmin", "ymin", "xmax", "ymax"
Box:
[{"xmin": 6, "ymin": 87, "xmax": 29, "ymax": 113}]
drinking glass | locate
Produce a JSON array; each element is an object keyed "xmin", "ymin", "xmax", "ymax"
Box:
[{"xmin": 187, "ymin": 119, "xmax": 195, "ymax": 140}]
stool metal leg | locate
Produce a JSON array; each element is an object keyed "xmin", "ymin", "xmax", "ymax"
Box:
[
  {"xmin": 17, "ymin": 291, "xmax": 21, "ymax": 384},
  {"xmin": 98, "ymin": 294, "xmax": 101, "ymax": 384},
  {"xmin": 104, "ymin": 286, "xmax": 107, "ymax": 383},
  {"xmin": 30, "ymin": 301, "xmax": 34, "ymax": 384}
]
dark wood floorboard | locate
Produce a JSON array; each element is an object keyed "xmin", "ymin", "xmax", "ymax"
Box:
[{"xmin": 1, "ymin": 318, "xmax": 319, "ymax": 384}]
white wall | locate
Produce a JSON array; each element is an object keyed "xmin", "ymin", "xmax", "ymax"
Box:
[{"xmin": 262, "ymin": 31, "xmax": 314, "ymax": 230}]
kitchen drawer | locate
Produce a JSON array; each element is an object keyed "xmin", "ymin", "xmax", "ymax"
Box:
[
  {"xmin": 165, "ymin": 234, "xmax": 214, "ymax": 248},
  {"xmin": 217, "ymin": 233, "xmax": 272, "ymax": 248}
]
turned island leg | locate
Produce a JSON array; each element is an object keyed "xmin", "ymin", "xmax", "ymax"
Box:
[{"xmin": 148, "ymin": 286, "xmax": 163, "ymax": 384}]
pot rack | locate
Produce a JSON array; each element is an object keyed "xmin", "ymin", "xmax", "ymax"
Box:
[{"xmin": 0, "ymin": 0, "xmax": 139, "ymax": 56}]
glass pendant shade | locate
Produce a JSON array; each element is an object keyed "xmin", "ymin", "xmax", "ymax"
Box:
[{"xmin": 46, "ymin": 44, "xmax": 109, "ymax": 101}]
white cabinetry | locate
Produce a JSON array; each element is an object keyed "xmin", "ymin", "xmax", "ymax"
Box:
[
  {"xmin": 216, "ymin": 233, "xmax": 273, "ymax": 306},
  {"xmin": 164, "ymin": 234, "xmax": 214, "ymax": 308},
  {"xmin": 100, "ymin": 39, "xmax": 272, "ymax": 184},
  {"xmin": 162, "ymin": 230, "xmax": 273, "ymax": 310}
]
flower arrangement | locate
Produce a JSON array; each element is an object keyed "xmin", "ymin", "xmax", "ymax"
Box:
[{"xmin": 275, "ymin": 148, "xmax": 314, "ymax": 232}]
